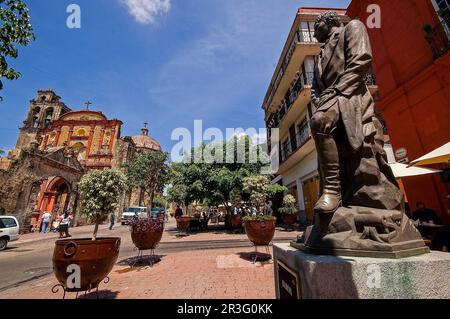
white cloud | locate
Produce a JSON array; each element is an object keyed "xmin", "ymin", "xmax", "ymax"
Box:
[{"xmin": 121, "ymin": 0, "xmax": 171, "ymax": 24}]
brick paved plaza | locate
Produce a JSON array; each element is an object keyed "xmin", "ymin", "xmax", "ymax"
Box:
[
  {"xmin": 0, "ymin": 246, "xmax": 276, "ymax": 299},
  {"xmin": 0, "ymin": 218, "xmax": 297, "ymax": 299}
]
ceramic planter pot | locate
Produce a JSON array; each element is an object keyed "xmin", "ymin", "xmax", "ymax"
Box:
[
  {"xmin": 230, "ymin": 214, "xmax": 243, "ymax": 229},
  {"xmin": 244, "ymin": 218, "xmax": 276, "ymax": 246},
  {"xmin": 131, "ymin": 219, "xmax": 164, "ymax": 250},
  {"xmin": 52, "ymin": 237, "xmax": 120, "ymax": 292},
  {"xmin": 282, "ymin": 213, "xmax": 297, "ymax": 225},
  {"xmin": 176, "ymin": 216, "xmax": 191, "ymax": 232}
]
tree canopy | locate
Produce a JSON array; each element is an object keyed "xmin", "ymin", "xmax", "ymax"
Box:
[
  {"xmin": 125, "ymin": 150, "xmax": 169, "ymax": 207},
  {"xmin": 0, "ymin": 0, "xmax": 35, "ymax": 98},
  {"xmin": 168, "ymin": 135, "xmax": 272, "ymax": 209},
  {"xmin": 78, "ymin": 169, "xmax": 128, "ymax": 239}
]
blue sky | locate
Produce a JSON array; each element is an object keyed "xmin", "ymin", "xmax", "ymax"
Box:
[{"xmin": 0, "ymin": 0, "xmax": 350, "ymax": 153}]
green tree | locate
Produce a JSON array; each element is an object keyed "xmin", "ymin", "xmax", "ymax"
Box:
[
  {"xmin": 0, "ymin": 0, "xmax": 35, "ymax": 98},
  {"xmin": 153, "ymin": 194, "xmax": 167, "ymax": 209},
  {"xmin": 267, "ymin": 184, "xmax": 288, "ymax": 199},
  {"xmin": 125, "ymin": 150, "xmax": 168, "ymax": 207},
  {"xmin": 167, "ymin": 183, "xmax": 188, "ymax": 207},
  {"xmin": 78, "ymin": 169, "xmax": 128, "ymax": 240},
  {"xmin": 229, "ymin": 188, "xmax": 243, "ymax": 208},
  {"xmin": 169, "ymin": 135, "xmax": 270, "ymax": 209}
]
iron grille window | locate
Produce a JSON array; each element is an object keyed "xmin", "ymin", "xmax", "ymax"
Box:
[
  {"xmin": 296, "ymin": 119, "xmax": 311, "ymax": 148},
  {"xmin": 282, "ymin": 139, "xmax": 291, "ymax": 161},
  {"xmin": 298, "ymin": 21, "xmax": 318, "ymax": 43},
  {"xmin": 434, "ymin": 0, "xmax": 450, "ymax": 28}
]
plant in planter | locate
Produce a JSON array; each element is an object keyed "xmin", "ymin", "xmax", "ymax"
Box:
[
  {"xmin": 242, "ymin": 176, "xmax": 277, "ymax": 247},
  {"xmin": 52, "ymin": 169, "xmax": 127, "ymax": 296},
  {"xmin": 176, "ymin": 215, "xmax": 192, "ymax": 237},
  {"xmin": 130, "ymin": 218, "xmax": 164, "ymax": 250},
  {"xmin": 278, "ymin": 195, "xmax": 299, "ymax": 226},
  {"xmin": 130, "ymin": 218, "xmax": 164, "ymax": 266}
]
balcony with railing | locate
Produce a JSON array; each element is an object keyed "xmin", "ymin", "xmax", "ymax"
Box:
[
  {"xmin": 280, "ymin": 120, "xmax": 312, "ymax": 163},
  {"xmin": 263, "ymin": 25, "xmax": 320, "ymax": 111},
  {"xmin": 267, "ymin": 71, "xmax": 314, "ymax": 130}
]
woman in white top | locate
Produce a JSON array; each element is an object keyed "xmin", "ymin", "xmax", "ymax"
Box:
[{"xmin": 59, "ymin": 213, "xmax": 72, "ymax": 238}]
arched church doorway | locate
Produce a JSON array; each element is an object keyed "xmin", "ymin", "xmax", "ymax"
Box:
[{"xmin": 33, "ymin": 177, "xmax": 72, "ymax": 230}]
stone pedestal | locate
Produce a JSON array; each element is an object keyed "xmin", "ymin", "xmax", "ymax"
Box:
[{"xmin": 274, "ymin": 243, "xmax": 450, "ymax": 299}]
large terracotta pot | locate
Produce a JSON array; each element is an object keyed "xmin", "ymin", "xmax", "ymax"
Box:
[
  {"xmin": 131, "ymin": 219, "xmax": 164, "ymax": 250},
  {"xmin": 177, "ymin": 216, "xmax": 191, "ymax": 232},
  {"xmin": 231, "ymin": 214, "xmax": 243, "ymax": 229},
  {"xmin": 282, "ymin": 213, "xmax": 297, "ymax": 225},
  {"xmin": 52, "ymin": 237, "xmax": 120, "ymax": 292},
  {"xmin": 245, "ymin": 218, "xmax": 276, "ymax": 246}
]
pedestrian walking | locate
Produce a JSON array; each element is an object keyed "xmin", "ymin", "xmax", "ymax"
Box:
[
  {"xmin": 52, "ymin": 215, "xmax": 61, "ymax": 233},
  {"xmin": 266, "ymin": 200, "xmax": 273, "ymax": 216},
  {"xmin": 174, "ymin": 205, "xmax": 183, "ymax": 219},
  {"xmin": 109, "ymin": 211, "xmax": 115, "ymax": 230},
  {"xmin": 59, "ymin": 212, "xmax": 72, "ymax": 238},
  {"xmin": 68, "ymin": 211, "xmax": 74, "ymax": 226},
  {"xmin": 40, "ymin": 211, "xmax": 52, "ymax": 234}
]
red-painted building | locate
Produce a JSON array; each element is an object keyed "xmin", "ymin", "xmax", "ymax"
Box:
[{"xmin": 347, "ymin": 0, "xmax": 450, "ymax": 224}]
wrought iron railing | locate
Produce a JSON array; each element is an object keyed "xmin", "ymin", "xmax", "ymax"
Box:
[
  {"xmin": 296, "ymin": 121, "xmax": 311, "ymax": 149},
  {"xmin": 265, "ymin": 28, "xmax": 318, "ymax": 109},
  {"xmin": 280, "ymin": 141, "xmax": 291, "ymax": 162},
  {"xmin": 280, "ymin": 121, "xmax": 311, "ymax": 163},
  {"xmin": 297, "ymin": 29, "xmax": 318, "ymax": 43},
  {"xmin": 268, "ymin": 71, "xmax": 314, "ymax": 129}
]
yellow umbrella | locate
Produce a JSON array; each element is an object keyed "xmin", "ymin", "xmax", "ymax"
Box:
[{"xmin": 409, "ymin": 142, "xmax": 450, "ymax": 167}]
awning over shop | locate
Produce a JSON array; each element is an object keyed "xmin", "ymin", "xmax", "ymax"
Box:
[
  {"xmin": 409, "ymin": 142, "xmax": 450, "ymax": 167},
  {"xmin": 389, "ymin": 162, "xmax": 441, "ymax": 178}
]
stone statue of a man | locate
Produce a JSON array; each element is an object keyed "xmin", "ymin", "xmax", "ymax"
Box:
[{"xmin": 310, "ymin": 12, "xmax": 402, "ymax": 213}]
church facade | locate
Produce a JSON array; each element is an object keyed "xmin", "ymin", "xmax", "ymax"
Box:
[{"xmin": 0, "ymin": 89, "xmax": 162, "ymax": 233}]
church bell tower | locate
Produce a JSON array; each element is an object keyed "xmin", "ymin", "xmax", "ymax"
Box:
[{"xmin": 16, "ymin": 89, "xmax": 72, "ymax": 150}]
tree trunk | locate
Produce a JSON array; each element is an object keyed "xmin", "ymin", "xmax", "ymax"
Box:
[
  {"xmin": 148, "ymin": 191, "xmax": 155, "ymax": 209},
  {"xmin": 138, "ymin": 187, "xmax": 145, "ymax": 207},
  {"xmin": 92, "ymin": 221, "xmax": 99, "ymax": 241}
]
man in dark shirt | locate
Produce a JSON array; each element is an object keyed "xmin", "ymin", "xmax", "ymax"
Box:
[
  {"xmin": 412, "ymin": 202, "xmax": 442, "ymax": 243},
  {"xmin": 412, "ymin": 202, "xmax": 442, "ymax": 225},
  {"xmin": 174, "ymin": 205, "xmax": 183, "ymax": 219}
]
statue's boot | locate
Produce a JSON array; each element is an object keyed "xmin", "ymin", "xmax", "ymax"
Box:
[{"xmin": 314, "ymin": 133, "xmax": 342, "ymax": 214}]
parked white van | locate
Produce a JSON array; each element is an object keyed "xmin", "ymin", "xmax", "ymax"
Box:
[
  {"xmin": 0, "ymin": 216, "xmax": 20, "ymax": 251},
  {"xmin": 120, "ymin": 207, "xmax": 149, "ymax": 225}
]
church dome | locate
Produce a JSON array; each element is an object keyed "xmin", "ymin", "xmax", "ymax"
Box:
[{"xmin": 132, "ymin": 125, "xmax": 161, "ymax": 151}]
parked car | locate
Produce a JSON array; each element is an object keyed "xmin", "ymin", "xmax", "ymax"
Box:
[
  {"xmin": 121, "ymin": 207, "xmax": 149, "ymax": 225},
  {"xmin": 149, "ymin": 207, "xmax": 165, "ymax": 218},
  {"xmin": 0, "ymin": 216, "xmax": 20, "ymax": 251}
]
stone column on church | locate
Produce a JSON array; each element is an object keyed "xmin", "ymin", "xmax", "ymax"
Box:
[
  {"xmin": 40, "ymin": 135, "xmax": 49, "ymax": 151},
  {"xmin": 67, "ymin": 127, "xmax": 74, "ymax": 145},
  {"xmin": 85, "ymin": 125, "xmax": 95, "ymax": 160},
  {"xmin": 108, "ymin": 127, "xmax": 116, "ymax": 153},
  {"xmin": 99, "ymin": 128, "xmax": 106, "ymax": 150},
  {"xmin": 53, "ymin": 128, "xmax": 61, "ymax": 147}
]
